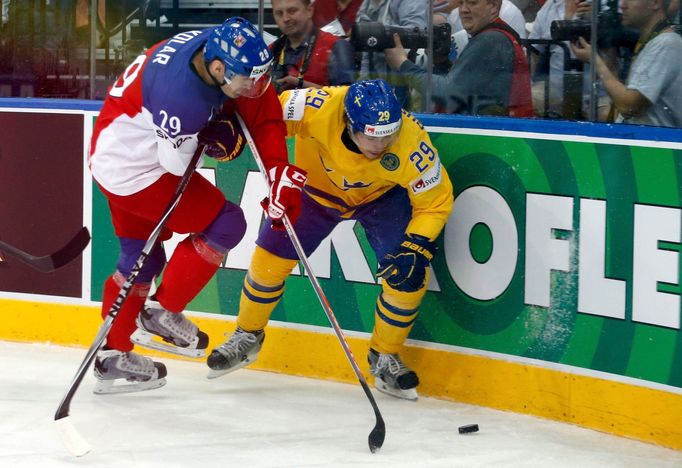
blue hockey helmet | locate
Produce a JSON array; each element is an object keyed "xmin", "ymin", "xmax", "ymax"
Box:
[
  {"xmin": 204, "ymin": 17, "xmax": 273, "ymax": 97},
  {"xmin": 344, "ymin": 79, "xmax": 402, "ymax": 137}
]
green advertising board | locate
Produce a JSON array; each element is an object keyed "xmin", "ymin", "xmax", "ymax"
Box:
[
  {"xmin": 3, "ymin": 100, "xmax": 681, "ymax": 449},
  {"xmin": 91, "ymin": 117, "xmax": 682, "ymax": 391}
]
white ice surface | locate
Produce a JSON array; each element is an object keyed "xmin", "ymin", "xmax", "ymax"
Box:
[{"xmin": 1, "ymin": 340, "xmax": 681, "ymax": 468}]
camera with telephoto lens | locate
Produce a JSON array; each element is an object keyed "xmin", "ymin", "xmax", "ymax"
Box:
[
  {"xmin": 350, "ymin": 22, "xmax": 452, "ymax": 56},
  {"xmin": 550, "ymin": 9, "xmax": 638, "ymax": 48}
]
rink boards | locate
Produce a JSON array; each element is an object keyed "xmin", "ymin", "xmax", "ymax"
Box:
[{"xmin": 0, "ymin": 99, "xmax": 681, "ymax": 450}]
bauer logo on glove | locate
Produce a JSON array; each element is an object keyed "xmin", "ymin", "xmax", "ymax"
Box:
[
  {"xmin": 377, "ymin": 233, "xmax": 436, "ymax": 292},
  {"xmin": 197, "ymin": 112, "xmax": 246, "ymax": 161}
]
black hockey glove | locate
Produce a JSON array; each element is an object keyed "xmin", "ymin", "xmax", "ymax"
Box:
[
  {"xmin": 377, "ymin": 234, "xmax": 435, "ymax": 293},
  {"xmin": 197, "ymin": 112, "xmax": 246, "ymax": 161}
]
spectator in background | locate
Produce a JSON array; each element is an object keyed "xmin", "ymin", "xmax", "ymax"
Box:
[
  {"xmin": 385, "ymin": 0, "xmax": 532, "ymax": 117},
  {"xmin": 512, "ymin": 0, "xmax": 544, "ymax": 21},
  {"xmin": 433, "ymin": 0, "xmax": 461, "ymax": 24},
  {"xmin": 528, "ymin": 0, "xmax": 615, "ymax": 119},
  {"xmin": 572, "ymin": 0, "xmax": 682, "ymax": 127},
  {"xmin": 448, "ymin": 0, "xmax": 527, "ymax": 37},
  {"xmin": 270, "ymin": 0, "xmax": 354, "ymax": 93},
  {"xmin": 356, "ymin": 0, "xmax": 428, "ymax": 107},
  {"xmin": 312, "ymin": 0, "xmax": 363, "ymax": 35},
  {"xmin": 432, "ymin": 0, "xmax": 526, "ymax": 68},
  {"xmin": 75, "ymin": 0, "xmax": 106, "ymax": 46}
]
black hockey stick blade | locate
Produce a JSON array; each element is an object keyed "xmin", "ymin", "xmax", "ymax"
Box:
[
  {"xmin": 368, "ymin": 408, "xmax": 386, "ymax": 453},
  {"xmin": 0, "ymin": 227, "xmax": 90, "ymax": 273}
]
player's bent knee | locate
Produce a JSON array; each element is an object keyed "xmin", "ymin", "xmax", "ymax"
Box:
[
  {"xmin": 249, "ymin": 246, "xmax": 298, "ymax": 285},
  {"xmin": 201, "ymin": 200, "xmax": 247, "ymax": 252}
]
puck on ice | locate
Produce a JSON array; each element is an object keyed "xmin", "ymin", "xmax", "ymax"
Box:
[{"xmin": 458, "ymin": 424, "xmax": 479, "ymax": 434}]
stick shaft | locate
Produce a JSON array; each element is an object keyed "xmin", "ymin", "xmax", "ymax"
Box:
[
  {"xmin": 55, "ymin": 146, "xmax": 204, "ymax": 422},
  {"xmin": 235, "ymin": 114, "xmax": 385, "ymax": 451}
]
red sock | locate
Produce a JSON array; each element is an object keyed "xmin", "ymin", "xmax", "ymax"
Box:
[
  {"xmin": 101, "ymin": 273, "xmax": 150, "ymax": 352},
  {"xmin": 155, "ymin": 236, "xmax": 222, "ymax": 313}
]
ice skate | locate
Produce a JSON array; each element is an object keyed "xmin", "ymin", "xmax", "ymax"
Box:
[
  {"xmin": 206, "ymin": 327, "xmax": 264, "ymax": 379},
  {"xmin": 93, "ymin": 349, "xmax": 167, "ymax": 395},
  {"xmin": 131, "ymin": 298, "xmax": 209, "ymax": 358},
  {"xmin": 368, "ymin": 348, "xmax": 419, "ymax": 401}
]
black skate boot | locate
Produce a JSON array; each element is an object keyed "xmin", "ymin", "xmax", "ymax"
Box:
[
  {"xmin": 93, "ymin": 348, "xmax": 167, "ymax": 394},
  {"xmin": 368, "ymin": 348, "xmax": 419, "ymax": 401},
  {"xmin": 206, "ymin": 327, "xmax": 264, "ymax": 379},
  {"xmin": 131, "ymin": 298, "xmax": 209, "ymax": 358}
]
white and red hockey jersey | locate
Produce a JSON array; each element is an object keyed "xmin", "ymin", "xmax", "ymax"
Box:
[{"xmin": 90, "ymin": 28, "xmax": 288, "ymax": 196}]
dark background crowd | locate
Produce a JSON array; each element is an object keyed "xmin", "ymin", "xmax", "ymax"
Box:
[{"xmin": 1, "ymin": 0, "xmax": 680, "ymax": 127}]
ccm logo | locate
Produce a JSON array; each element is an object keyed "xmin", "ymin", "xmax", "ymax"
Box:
[{"xmin": 292, "ymin": 172, "xmax": 307, "ymax": 184}]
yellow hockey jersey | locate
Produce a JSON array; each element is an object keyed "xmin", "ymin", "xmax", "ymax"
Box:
[{"xmin": 279, "ymin": 86, "xmax": 453, "ymax": 240}]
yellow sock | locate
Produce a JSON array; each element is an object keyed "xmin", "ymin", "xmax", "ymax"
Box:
[
  {"xmin": 237, "ymin": 246, "xmax": 297, "ymax": 332},
  {"xmin": 370, "ymin": 271, "xmax": 429, "ymax": 355}
]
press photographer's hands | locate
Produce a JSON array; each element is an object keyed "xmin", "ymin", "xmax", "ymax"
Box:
[
  {"xmin": 384, "ymin": 33, "xmax": 409, "ymax": 71},
  {"xmin": 570, "ymin": 36, "xmax": 594, "ymax": 62}
]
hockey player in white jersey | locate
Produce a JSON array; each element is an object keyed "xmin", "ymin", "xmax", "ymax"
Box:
[{"xmin": 89, "ymin": 18, "xmax": 306, "ymax": 394}]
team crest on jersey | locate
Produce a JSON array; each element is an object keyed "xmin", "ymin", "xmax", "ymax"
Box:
[
  {"xmin": 233, "ymin": 34, "xmax": 246, "ymax": 48},
  {"xmin": 380, "ymin": 153, "xmax": 399, "ymax": 171}
]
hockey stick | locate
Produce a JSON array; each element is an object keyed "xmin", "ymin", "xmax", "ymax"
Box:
[
  {"xmin": 0, "ymin": 227, "xmax": 90, "ymax": 273},
  {"xmin": 54, "ymin": 146, "xmax": 205, "ymax": 457},
  {"xmin": 235, "ymin": 114, "xmax": 386, "ymax": 453}
]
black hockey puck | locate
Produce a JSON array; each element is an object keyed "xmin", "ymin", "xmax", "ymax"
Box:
[{"xmin": 458, "ymin": 424, "xmax": 479, "ymax": 434}]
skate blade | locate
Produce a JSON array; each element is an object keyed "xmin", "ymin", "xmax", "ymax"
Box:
[
  {"xmin": 206, "ymin": 356, "xmax": 257, "ymax": 380},
  {"xmin": 131, "ymin": 329, "xmax": 206, "ymax": 358},
  {"xmin": 375, "ymin": 378, "xmax": 418, "ymax": 401},
  {"xmin": 93, "ymin": 377, "xmax": 167, "ymax": 395}
]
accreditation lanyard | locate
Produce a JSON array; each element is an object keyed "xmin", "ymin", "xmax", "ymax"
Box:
[
  {"xmin": 633, "ymin": 19, "xmax": 672, "ymax": 56},
  {"xmin": 278, "ymin": 28, "xmax": 319, "ymax": 79}
]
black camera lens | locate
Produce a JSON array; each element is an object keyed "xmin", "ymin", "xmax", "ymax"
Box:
[
  {"xmin": 550, "ymin": 20, "xmax": 591, "ymax": 42},
  {"xmin": 350, "ymin": 22, "xmax": 452, "ymax": 54}
]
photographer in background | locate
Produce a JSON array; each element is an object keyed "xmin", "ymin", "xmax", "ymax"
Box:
[
  {"xmin": 529, "ymin": 0, "xmax": 617, "ymax": 119},
  {"xmin": 356, "ymin": 0, "xmax": 428, "ymax": 107},
  {"xmin": 449, "ymin": 0, "xmax": 527, "ymax": 37},
  {"xmin": 270, "ymin": 0, "xmax": 354, "ymax": 93},
  {"xmin": 571, "ymin": 0, "xmax": 682, "ymax": 127},
  {"xmin": 384, "ymin": 0, "xmax": 532, "ymax": 117}
]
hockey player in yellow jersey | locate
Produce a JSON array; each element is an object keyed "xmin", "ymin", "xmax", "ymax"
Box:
[{"xmin": 207, "ymin": 79, "xmax": 454, "ymax": 400}]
